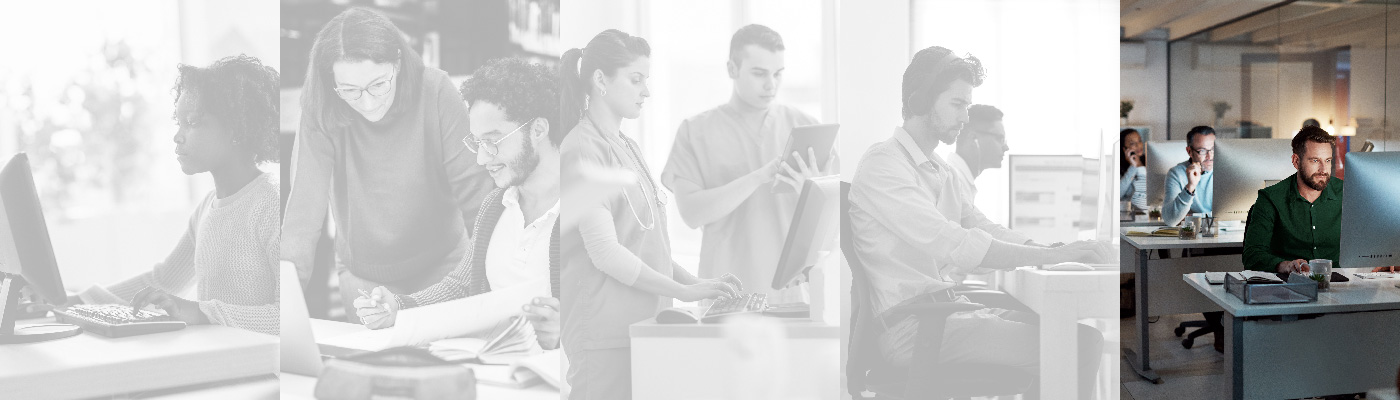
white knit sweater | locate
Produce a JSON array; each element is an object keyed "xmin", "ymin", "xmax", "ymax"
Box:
[{"xmin": 80, "ymin": 172, "xmax": 280, "ymax": 335}]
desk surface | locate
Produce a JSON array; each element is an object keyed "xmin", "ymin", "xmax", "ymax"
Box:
[
  {"xmin": 0, "ymin": 317, "xmax": 278, "ymax": 399},
  {"xmin": 1121, "ymin": 227, "xmax": 1245, "ymax": 250},
  {"xmin": 631, "ymin": 315, "xmax": 839, "ymax": 339},
  {"xmin": 279, "ymin": 318, "xmax": 560, "ymax": 400},
  {"xmin": 1184, "ymin": 269, "xmax": 1400, "ymax": 317}
]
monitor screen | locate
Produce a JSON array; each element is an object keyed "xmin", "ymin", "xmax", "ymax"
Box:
[
  {"xmin": 0, "ymin": 154, "xmax": 66, "ymax": 304},
  {"xmin": 1339, "ymin": 151, "xmax": 1400, "ymax": 269},
  {"xmin": 1144, "ymin": 140, "xmax": 1186, "ymax": 209},
  {"xmin": 772, "ymin": 176, "xmax": 839, "ymax": 290},
  {"xmin": 1213, "ymin": 139, "xmax": 1295, "ymax": 222}
]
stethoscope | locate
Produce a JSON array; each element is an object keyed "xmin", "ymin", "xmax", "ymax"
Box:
[{"xmin": 585, "ymin": 114, "xmax": 667, "ymax": 231}]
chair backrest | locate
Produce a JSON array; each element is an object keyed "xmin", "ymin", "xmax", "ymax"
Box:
[{"xmin": 841, "ymin": 181, "xmax": 877, "ymax": 398}]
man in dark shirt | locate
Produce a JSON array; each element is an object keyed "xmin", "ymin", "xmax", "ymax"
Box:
[{"xmin": 1242, "ymin": 126, "xmax": 1343, "ymax": 273}]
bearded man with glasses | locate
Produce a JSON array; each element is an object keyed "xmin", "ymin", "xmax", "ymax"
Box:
[{"xmin": 351, "ymin": 58, "xmax": 563, "ymax": 352}]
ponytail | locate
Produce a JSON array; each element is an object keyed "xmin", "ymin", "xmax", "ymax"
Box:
[
  {"xmin": 554, "ymin": 29, "xmax": 651, "ymax": 143},
  {"xmin": 557, "ymin": 47, "xmax": 586, "ymax": 143}
]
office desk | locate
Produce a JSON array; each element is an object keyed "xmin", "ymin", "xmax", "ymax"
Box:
[
  {"xmin": 280, "ymin": 318, "xmax": 560, "ymax": 400},
  {"xmin": 999, "ymin": 267, "xmax": 1117, "ymax": 400},
  {"xmin": 630, "ymin": 316, "xmax": 839, "ymax": 400},
  {"xmin": 1185, "ymin": 269, "xmax": 1400, "ymax": 399},
  {"xmin": 1121, "ymin": 228, "xmax": 1246, "ymax": 383},
  {"xmin": 0, "ymin": 317, "xmax": 278, "ymax": 399}
]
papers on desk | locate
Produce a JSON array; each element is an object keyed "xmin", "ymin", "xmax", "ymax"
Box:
[
  {"xmin": 1353, "ymin": 272, "xmax": 1400, "ymax": 279},
  {"xmin": 468, "ymin": 350, "xmax": 564, "ymax": 390},
  {"xmin": 1124, "ymin": 227, "xmax": 1181, "ymax": 237},
  {"xmin": 1233, "ymin": 271, "xmax": 1285, "ymax": 284},
  {"xmin": 1204, "ymin": 272, "xmax": 1228, "ymax": 284},
  {"xmin": 320, "ymin": 278, "xmax": 549, "ymax": 351}
]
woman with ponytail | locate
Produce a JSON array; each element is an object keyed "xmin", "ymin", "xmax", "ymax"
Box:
[{"xmin": 558, "ymin": 29, "xmax": 742, "ymax": 399}]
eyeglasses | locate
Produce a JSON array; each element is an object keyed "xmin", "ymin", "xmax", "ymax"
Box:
[
  {"xmin": 464, "ymin": 119, "xmax": 533, "ymax": 156},
  {"xmin": 1191, "ymin": 147, "xmax": 1215, "ymax": 157},
  {"xmin": 334, "ymin": 67, "xmax": 397, "ymax": 101}
]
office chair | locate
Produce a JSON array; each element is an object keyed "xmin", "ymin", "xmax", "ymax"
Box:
[{"xmin": 841, "ymin": 182, "xmax": 1034, "ymax": 400}]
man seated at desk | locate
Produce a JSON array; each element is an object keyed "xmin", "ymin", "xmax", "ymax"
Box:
[
  {"xmin": 1162, "ymin": 126, "xmax": 1216, "ymax": 227},
  {"xmin": 847, "ymin": 45, "xmax": 1111, "ymax": 396},
  {"xmin": 1241, "ymin": 126, "xmax": 1395, "ymax": 275},
  {"xmin": 352, "ymin": 58, "xmax": 561, "ymax": 350}
]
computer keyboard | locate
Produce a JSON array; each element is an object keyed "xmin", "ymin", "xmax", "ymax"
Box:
[
  {"xmin": 53, "ymin": 304, "xmax": 187, "ymax": 338},
  {"xmin": 699, "ymin": 293, "xmax": 768, "ymax": 323}
]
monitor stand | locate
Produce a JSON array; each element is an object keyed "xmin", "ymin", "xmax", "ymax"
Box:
[{"xmin": 0, "ymin": 274, "xmax": 80, "ymax": 344}]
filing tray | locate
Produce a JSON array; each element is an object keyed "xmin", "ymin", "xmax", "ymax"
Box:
[{"xmin": 1224, "ymin": 273, "xmax": 1319, "ymax": 304}]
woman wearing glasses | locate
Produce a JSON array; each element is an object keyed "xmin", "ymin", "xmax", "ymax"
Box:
[
  {"xmin": 558, "ymin": 29, "xmax": 742, "ymax": 400},
  {"xmin": 282, "ymin": 7, "xmax": 493, "ymax": 319}
]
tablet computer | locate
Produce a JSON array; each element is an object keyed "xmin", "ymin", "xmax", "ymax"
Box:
[{"xmin": 774, "ymin": 123, "xmax": 839, "ymax": 193}]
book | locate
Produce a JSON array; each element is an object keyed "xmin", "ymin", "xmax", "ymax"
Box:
[{"xmin": 428, "ymin": 315, "xmax": 541, "ymax": 365}]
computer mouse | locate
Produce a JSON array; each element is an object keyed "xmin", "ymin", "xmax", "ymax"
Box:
[
  {"xmin": 1047, "ymin": 262, "xmax": 1095, "ymax": 271},
  {"xmin": 655, "ymin": 307, "xmax": 700, "ymax": 324}
]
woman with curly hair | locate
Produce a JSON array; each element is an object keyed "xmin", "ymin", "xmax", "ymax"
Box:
[{"xmin": 70, "ymin": 54, "xmax": 283, "ymax": 335}]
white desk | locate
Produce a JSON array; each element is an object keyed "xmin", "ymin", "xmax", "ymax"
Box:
[
  {"xmin": 1120, "ymin": 228, "xmax": 1246, "ymax": 383},
  {"xmin": 1185, "ymin": 269, "xmax": 1400, "ymax": 399},
  {"xmin": 279, "ymin": 318, "xmax": 560, "ymax": 400},
  {"xmin": 999, "ymin": 267, "xmax": 1118, "ymax": 400},
  {"xmin": 0, "ymin": 317, "xmax": 278, "ymax": 399},
  {"xmin": 630, "ymin": 316, "xmax": 839, "ymax": 400}
]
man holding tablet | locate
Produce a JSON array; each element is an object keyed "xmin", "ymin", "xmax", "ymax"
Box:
[{"xmin": 661, "ymin": 24, "xmax": 836, "ymax": 296}]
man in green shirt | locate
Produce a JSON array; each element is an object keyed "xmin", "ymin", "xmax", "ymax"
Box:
[{"xmin": 1242, "ymin": 126, "xmax": 1342, "ymax": 273}]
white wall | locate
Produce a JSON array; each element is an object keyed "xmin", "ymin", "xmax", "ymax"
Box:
[{"xmin": 1121, "ymin": 40, "xmax": 1168, "ymax": 140}]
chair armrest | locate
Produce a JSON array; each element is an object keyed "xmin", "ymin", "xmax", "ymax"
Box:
[
  {"xmin": 897, "ymin": 301, "xmax": 988, "ymax": 399},
  {"xmin": 956, "ymin": 290, "xmax": 1033, "ymax": 313}
]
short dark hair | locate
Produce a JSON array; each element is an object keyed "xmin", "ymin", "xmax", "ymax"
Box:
[
  {"xmin": 173, "ymin": 54, "xmax": 280, "ymax": 164},
  {"xmin": 902, "ymin": 46, "xmax": 985, "ymax": 120},
  {"xmin": 1291, "ymin": 126, "xmax": 1336, "ymax": 156},
  {"xmin": 967, "ymin": 104, "xmax": 1003, "ymax": 127},
  {"xmin": 729, "ymin": 24, "xmax": 784, "ymax": 64},
  {"xmin": 1185, "ymin": 126, "xmax": 1216, "ymax": 143},
  {"xmin": 460, "ymin": 58, "xmax": 559, "ymax": 146}
]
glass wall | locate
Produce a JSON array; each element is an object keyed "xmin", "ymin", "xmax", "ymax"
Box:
[{"xmin": 1167, "ymin": 0, "xmax": 1398, "ymax": 153}]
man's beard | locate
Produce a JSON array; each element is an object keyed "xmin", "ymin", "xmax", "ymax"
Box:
[
  {"xmin": 505, "ymin": 138, "xmax": 540, "ymax": 188},
  {"xmin": 1303, "ymin": 171, "xmax": 1330, "ymax": 191}
]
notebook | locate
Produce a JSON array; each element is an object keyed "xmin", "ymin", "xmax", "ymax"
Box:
[{"xmin": 428, "ymin": 315, "xmax": 540, "ymax": 365}]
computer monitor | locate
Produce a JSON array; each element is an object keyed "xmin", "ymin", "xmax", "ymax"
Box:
[
  {"xmin": 1339, "ymin": 151, "xmax": 1400, "ymax": 269},
  {"xmin": 1144, "ymin": 140, "xmax": 1186, "ymax": 208},
  {"xmin": 0, "ymin": 153, "xmax": 82, "ymax": 343},
  {"xmin": 771, "ymin": 175, "xmax": 839, "ymax": 290},
  {"xmin": 1213, "ymin": 139, "xmax": 1295, "ymax": 222}
]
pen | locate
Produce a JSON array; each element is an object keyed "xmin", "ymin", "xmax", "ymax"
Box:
[{"xmin": 358, "ymin": 288, "xmax": 379, "ymax": 308}]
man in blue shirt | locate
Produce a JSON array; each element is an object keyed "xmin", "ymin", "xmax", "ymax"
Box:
[{"xmin": 1162, "ymin": 126, "xmax": 1215, "ymax": 226}]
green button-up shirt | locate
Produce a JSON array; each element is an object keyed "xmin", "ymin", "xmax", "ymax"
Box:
[{"xmin": 1242, "ymin": 173, "xmax": 1344, "ymax": 272}]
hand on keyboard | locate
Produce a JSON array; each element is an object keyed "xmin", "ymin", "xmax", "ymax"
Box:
[
  {"xmin": 132, "ymin": 287, "xmax": 209, "ymax": 325},
  {"xmin": 678, "ymin": 273, "xmax": 744, "ymax": 302}
]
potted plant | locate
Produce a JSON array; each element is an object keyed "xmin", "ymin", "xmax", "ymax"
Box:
[
  {"xmin": 1148, "ymin": 207, "xmax": 1161, "ymax": 221},
  {"xmin": 1212, "ymin": 101, "xmax": 1232, "ymax": 128},
  {"xmin": 1178, "ymin": 224, "xmax": 1196, "ymax": 240},
  {"xmin": 1121, "ymin": 100, "xmax": 1134, "ymax": 125}
]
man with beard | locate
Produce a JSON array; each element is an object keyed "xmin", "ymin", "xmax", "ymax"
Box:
[
  {"xmin": 847, "ymin": 46, "xmax": 1110, "ymax": 397},
  {"xmin": 1242, "ymin": 126, "xmax": 1344, "ymax": 274},
  {"xmin": 947, "ymin": 104, "xmax": 1011, "ymax": 202},
  {"xmin": 1162, "ymin": 126, "xmax": 1216, "ymax": 227},
  {"xmin": 353, "ymin": 58, "xmax": 561, "ymax": 350}
]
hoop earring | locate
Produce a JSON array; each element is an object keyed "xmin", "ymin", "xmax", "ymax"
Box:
[{"xmin": 600, "ymin": 88, "xmax": 608, "ymax": 97}]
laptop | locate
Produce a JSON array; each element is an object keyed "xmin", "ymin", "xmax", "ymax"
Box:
[{"xmin": 280, "ymin": 261, "xmax": 324, "ymax": 376}]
